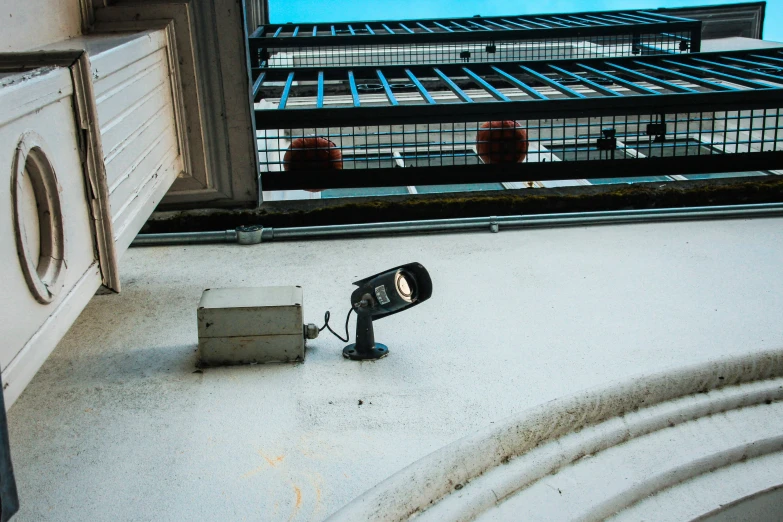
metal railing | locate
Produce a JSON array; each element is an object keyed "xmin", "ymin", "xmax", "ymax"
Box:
[
  {"xmin": 254, "ymin": 48, "xmax": 783, "ymax": 193},
  {"xmin": 250, "ymin": 9, "xmax": 701, "ymax": 75}
]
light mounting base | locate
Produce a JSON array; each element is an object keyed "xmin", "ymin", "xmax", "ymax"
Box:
[
  {"xmin": 342, "ymin": 305, "xmax": 390, "ymax": 361},
  {"xmin": 343, "ymin": 343, "xmax": 389, "ymax": 360}
]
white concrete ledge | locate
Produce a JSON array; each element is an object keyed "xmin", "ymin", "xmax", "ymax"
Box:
[{"xmin": 9, "ymin": 218, "xmax": 783, "ymax": 520}]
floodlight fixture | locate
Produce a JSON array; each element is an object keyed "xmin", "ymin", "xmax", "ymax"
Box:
[{"xmin": 343, "ymin": 263, "xmax": 432, "ymax": 361}]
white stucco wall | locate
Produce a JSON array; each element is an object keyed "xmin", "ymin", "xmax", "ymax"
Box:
[{"xmin": 7, "ymin": 216, "xmax": 783, "ymax": 520}]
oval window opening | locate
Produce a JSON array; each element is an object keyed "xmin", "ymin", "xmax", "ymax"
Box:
[
  {"xmin": 12, "ymin": 135, "xmax": 65, "ymax": 304},
  {"xmin": 18, "ymin": 164, "xmax": 41, "ymax": 270}
]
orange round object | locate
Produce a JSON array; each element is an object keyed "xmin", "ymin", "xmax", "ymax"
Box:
[
  {"xmin": 283, "ymin": 137, "xmax": 342, "ymax": 192},
  {"xmin": 476, "ymin": 121, "xmax": 528, "ymax": 164}
]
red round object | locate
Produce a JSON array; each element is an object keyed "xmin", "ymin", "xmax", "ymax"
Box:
[
  {"xmin": 283, "ymin": 137, "xmax": 343, "ymax": 192},
  {"xmin": 476, "ymin": 121, "xmax": 528, "ymax": 164}
]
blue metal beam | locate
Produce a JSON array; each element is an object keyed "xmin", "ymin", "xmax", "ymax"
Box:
[
  {"xmin": 719, "ymin": 55, "xmax": 783, "ymax": 72},
  {"xmin": 278, "ymin": 72, "xmax": 294, "ymax": 109},
  {"xmin": 252, "ymin": 71, "xmax": 266, "ymax": 101},
  {"xmin": 663, "ymin": 59, "xmax": 773, "ymax": 89},
  {"xmin": 518, "ymin": 65, "xmax": 585, "ymax": 98},
  {"xmin": 622, "ymin": 12, "xmax": 667, "ymax": 23},
  {"xmin": 605, "ymin": 61, "xmax": 698, "ymax": 93},
  {"xmin": 376, "ymin": 69, "xmax": 399, "ymax": 106},
  {"xmin": 551, "ymin": 16, "xmax": 586, "ymax": 27},
  {"xmin": 491, "ymin": 66, "xmax": 548, "ymax": 99},
  {"xmin": 433, "ymin": 67, "xmax": 473, "ymax": 102},
  {"xmin": 634, "ymin": 60, "xmax": 737, "ymax": 91},
  {"xmin": 317, "ymin": 71, "xmax": 324, "ymax": 108},
  {"xmin": 348, "ymin": 71, "xmax": 360, "ymax": 107},
  {"xmin": 576, "ymin": 63, "xmax": 660, "ymax": 95},
  {"xmin": 580, "ymin": 14, "xmax": 620, "ymax": 25},
  {"xmin": 468, "ymin": 20, "xmax": 493, "ymax": 31},
  {"xmin": 486, "ymin": 20, "xmax": 512, "ymax": 30},
  {"xmin": 613, "ymin": 12, "xmax": 659, "ymax": 24},
  {"xmin": 690, "ymin": 57, "xmax": 783, "ymax": 83},
  {"xmin": 463, "ymin": 67, "xmax": 511, "ymax": 101},
  {"xmin": 548, "ymin": 64, "xmax": 622, "ymax": 96},
  {"xmin": 450, "ymin": 21, "xmax": 474, "ymax": 31},
  {"xmin": 405, "ymin": 69, "xmax": 436, "ymax": 104},
  {"xmin": 638, "ymin": 10, "xmax": 693, "ymax": 22},
  {"xmin": 748, "ymin": 54, "xmax": 783, "ymax": 67},
  {"xmin": 537, "ymin": 17, "xmax": 568, "ymax": 28},
  {"xmin": 600, "ymin": 13, "xmax": 651, "ymax": 24},
  {"xmin": 516, "ymin": 18, "xmax": 550, "ymax": 28},
  {"xmin": 568, "ymin": 14, "xmax": 609, "ymax": 26},
  {"xmin": 500, "ymin": 18, "xmax": 530, "ymax": 29},
  {"xmin": 433, "ymin": 21, "xmax": 454, "ymax": 32}
]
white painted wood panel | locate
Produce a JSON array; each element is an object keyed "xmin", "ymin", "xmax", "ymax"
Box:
[
  {"xmin": 43, "ymin": 29, "xmax": 186, "ymax": 253},
  {"xmin": 0, "ymin": 0, "xmax": 82, "ymax": 52},
  {"xmin": 96, "ymin": 59, "xmax": 166, "ymax": 129},
  {"xmin": 105, "ymin": 103, "xmax": 174, "ymax": 188},
  {"xmin": 113, "ymin": 150, "xmax": 181, "ymax": 254},
  {"xmin": 88, "ymin": 29, "xmax": 184, "ymax": 255},
  {"xmin": 108, "ymin": 125, "xmax": 178, "ymax": 218},
  {"xmin": 101, "ymin": 82, "xmax": 169, "ymax": 160},
  {"xmin": 0, "ymin": 29, "xmax": 187, "ymax": 406},
  {"xmin": 0, "ymin": 67, "xmax": 103, "ymax": 406},
  {"xmin": 94, "ymin": 1, "xmax": 259, "ymax": 208},
  {"xmin": 92, "ymin": 48, "xmax": 163, "ymax": 99}
]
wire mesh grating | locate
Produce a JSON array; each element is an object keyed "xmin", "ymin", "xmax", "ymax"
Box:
[
  {"xmin": 257, "ymin": 32, "xmax": 696, "ymax": 69},
  {"xmin": 258, "ymin": 108, "xmax": 783, "ymax": 191},
  {"xmin": 251, "ymin": 10, "xmax": 701, "ymax": 70},
  {"xmin": 254, "ymin": 44, "xmax": 783, "ymax": 195}
]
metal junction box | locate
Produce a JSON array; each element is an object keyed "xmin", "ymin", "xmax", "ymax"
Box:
[{"xmin": 197, "ymin": 286, "xmax": 304, "ymax": 366}]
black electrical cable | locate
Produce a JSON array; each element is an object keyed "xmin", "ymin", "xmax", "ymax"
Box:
[{"xmin": 319, "ymin": 308, "xmax": 353, "ymax": 343}]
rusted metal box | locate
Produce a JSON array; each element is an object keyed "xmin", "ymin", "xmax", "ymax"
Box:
[{"xmin": 197, "ymin": 286, "xmax": 304, "ymax": 365}]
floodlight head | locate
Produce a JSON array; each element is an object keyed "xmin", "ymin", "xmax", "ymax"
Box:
[{"xmin": 343, "ymin": 263, "xmax": 432, "ymax": 361}]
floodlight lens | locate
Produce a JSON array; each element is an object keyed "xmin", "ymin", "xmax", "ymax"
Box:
[{"xmin": 395, "ymin": 271, "xmax": 414, "ymax": 301}]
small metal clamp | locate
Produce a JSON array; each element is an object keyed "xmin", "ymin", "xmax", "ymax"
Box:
[{"xmin": 236, "ymin": 225, "xmax": 263, "ymax": 245}]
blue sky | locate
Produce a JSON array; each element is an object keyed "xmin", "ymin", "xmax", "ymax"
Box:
[{"xmin": 269, "ymin": 1, "xmax": 782, "ymax": 42}]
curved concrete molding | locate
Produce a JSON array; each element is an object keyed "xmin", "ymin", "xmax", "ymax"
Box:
[
  {"xmin": 613, "ymin": 454, "xmax": 783, "ymax": 521},
  {"xmin": 473, "ymin": 402, "xmax": 783, "ymax": 521},
  {"xmin": 327, "ymin": 350, "xmax": 783, "ymax": 521}
]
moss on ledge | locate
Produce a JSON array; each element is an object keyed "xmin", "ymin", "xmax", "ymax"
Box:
[{"xmin": 145, "ymin": 177, "xmax": 783, "ymax": 233}]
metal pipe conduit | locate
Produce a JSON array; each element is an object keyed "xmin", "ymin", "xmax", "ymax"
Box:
[
  {"xmin": 131, "ymin": 203, "xmax": 783, "ymax": 247},
  {"xmin": 133, "ymin": 230, "xmax": 238, "ymax": 246}
]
